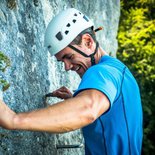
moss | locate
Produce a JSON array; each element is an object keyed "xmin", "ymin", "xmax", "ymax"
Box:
[
  {"xmin": 0, "ymin": 51, "xmax": 10, "ymax": 72},
  {"xmin": 0, "ymin": 51, "xmax": 10, "ymax": 91}
]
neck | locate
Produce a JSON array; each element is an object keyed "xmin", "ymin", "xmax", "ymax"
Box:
[{"xmin": 95, "ymin": 46, "xmax": 107, "ymax": 64}]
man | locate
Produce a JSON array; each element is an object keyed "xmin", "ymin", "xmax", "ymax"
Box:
[{"xmin": 0, "ymin": 8, "xmax": 143, "ymax": 155}]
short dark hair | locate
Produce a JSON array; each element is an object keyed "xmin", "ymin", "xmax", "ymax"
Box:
[{"xmin": 71, "ymin": 27, "xmax": 97, "ymax": 45}]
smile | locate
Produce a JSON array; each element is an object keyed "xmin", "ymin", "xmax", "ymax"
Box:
[
  {"xmin": 75, "ymin": 65, "xmax": 82, "ymax": 72},
  {"xmin": 75, "ymin": 66, "xmax": 80, "ymax": 71}
]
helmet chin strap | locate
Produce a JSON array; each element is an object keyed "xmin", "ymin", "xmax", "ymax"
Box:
[{"xmin": 68, "ymin": 42, "xmax": 99, "ymax": 66}]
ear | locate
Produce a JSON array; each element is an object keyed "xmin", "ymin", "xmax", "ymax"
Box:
[{"xmin": 81, "ymin": 34, "xmax": 94, "ymax": 50}]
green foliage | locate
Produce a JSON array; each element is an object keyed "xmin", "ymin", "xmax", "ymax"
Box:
[
  {"xmin": 0, "ymin": 51, "xmax": 10, "ymax": 91},
  {"xmin": 117, "ymin": 0, "xmax": 155, "ymax": 154}
]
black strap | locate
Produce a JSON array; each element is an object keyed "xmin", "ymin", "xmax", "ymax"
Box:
[
  {"xmin": 68, "ymin": 45, "xmax": 90, "ymax": 57},
  {"xmin": 68, "ymin": 42, "xmax": 99, "ymax": 66},
  {"xmin": 89, "ymin": 42, "xmax": 99, "ymax": 65}
]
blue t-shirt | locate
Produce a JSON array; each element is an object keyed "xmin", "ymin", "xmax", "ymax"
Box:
[{"xmin": 74, "ymin": 55, "xmax": 143, "ymax": 155}]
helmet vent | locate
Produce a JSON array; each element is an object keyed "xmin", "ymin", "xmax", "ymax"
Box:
[
  {"xmin": 48, "ymin": 45, "xmax": 51, "ymax": 49},
  {"xmin": 72, "ymin": 19, "xmax": 76, "ymax": 23},
  {"xmin": 83, "ymin": 15, "xmax": 89, "ymax": 22},
  {"xmin": 55, "ymin": 32, "xmax": 63, "ymax": 41},
  {"xmin": 66, "ymin": 23, "xmax": 71, "ymax": 27},
  {"xmin": 65, "ymin": 30, "xmax": 69, "ymax": 35}
]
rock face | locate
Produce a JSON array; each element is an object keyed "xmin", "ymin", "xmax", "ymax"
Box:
[{"xmin": 0, "ymin": 0, "xmax": 120, "ymax": 155}]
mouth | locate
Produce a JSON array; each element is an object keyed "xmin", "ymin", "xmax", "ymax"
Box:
[
  {"xmin": 75, "ymin": 66, "xmax": 81, "ymax": 71},
  {"xmin": 71, "ymin": 65, "xmax": 83, "ymax": 77}
]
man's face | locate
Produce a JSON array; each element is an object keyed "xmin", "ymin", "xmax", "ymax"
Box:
[{"xmin": 55, "ymin": 45, "xmax": 91, "ymax": 78}]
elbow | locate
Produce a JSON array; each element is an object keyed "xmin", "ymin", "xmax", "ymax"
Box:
[
  {"xmin": 85, "ymin": 113, "xmax": 96, "ymax": 124},
  {"xmin": 80, "ymin": 99, "xmax": 97, "ymax": 125}
]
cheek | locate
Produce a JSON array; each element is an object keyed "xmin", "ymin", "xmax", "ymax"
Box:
[
  {"xmin": 71, "ymin": 54, "xmax": 91, "ymax": 67},
  {"xmin": 72, "ymin": 57, "xmax": 85, "ymax": 65},
  {"xmin": 80, "ymin": 59, "xmax": 91, "ymax": 69},
  {"xmin": 82, "ymin": 58, "xmax": 91, "ymax": 67},
  {"xmin": 74, "ymin": 55, "xmax": 87, "ymax": 62}
]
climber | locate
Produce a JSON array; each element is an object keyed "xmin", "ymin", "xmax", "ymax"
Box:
[{"xmin": 0, "ymin": 8, "xmax": 143, "ymax": 155}]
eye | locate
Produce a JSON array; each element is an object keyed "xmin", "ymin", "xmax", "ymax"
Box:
[
  {"xmin": 62, "ymin": 54, "xmax": 74, "ymax": 61},
  {"xmin": 66, "ymin": 54, "xmax": 74, "ymax": 60}
]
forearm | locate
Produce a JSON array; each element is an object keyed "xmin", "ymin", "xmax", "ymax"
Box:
[{"xmin": 13, "ymin": 96, "xmax": 93, "ymax": 133}]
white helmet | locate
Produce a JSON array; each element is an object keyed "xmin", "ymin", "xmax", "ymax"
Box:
[{"xmin": 44, "ymin": 8, "xmax": 94, "ymax": 56}]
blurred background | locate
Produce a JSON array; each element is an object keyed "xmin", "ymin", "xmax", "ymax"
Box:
[{"xmin": 117, "ymin": 0, "xmax": 155, "ymax": 154}]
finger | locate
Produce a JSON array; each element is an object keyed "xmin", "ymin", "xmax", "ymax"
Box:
[
  {"xmin": 47, "ymin": 91, "xmax": 65, "ymax": 98},
  {"xmin": 59, "ymin": 87, "xmax": 72, "ymax": 94},
  {"xmin": 59, "ymin": 86, "xmax": 68, "ymax": 92},
  {"xmin": 56, "ymin": 91, "xmax": 72, "ymax": 99},
  {"xmin": 45, "ymin": 92, "xmax": 55, "ymax": 97}
]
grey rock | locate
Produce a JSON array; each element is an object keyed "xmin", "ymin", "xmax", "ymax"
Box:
[
  {"xmin": 0, "ymin": 9, "xmax": 7, "ymax": 23},
  {"xmin": 0, "ymin": 0, "xmax": 120, "ymax": 154}
]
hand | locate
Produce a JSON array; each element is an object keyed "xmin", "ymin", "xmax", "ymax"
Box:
[
  {"xmin": 0, "ymin": 99, "xmax": 16, "ymax": 130},
  {"xmin": 46, "ymin": 86, "xmax": 73, "ymax": 100}
]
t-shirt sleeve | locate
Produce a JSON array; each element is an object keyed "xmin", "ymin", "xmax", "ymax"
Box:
[{"xmin": 73, "ymin": 65, "xmax": 119, "ymax": 108}]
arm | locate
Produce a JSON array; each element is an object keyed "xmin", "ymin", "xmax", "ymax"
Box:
[{"xmin": 0, "ymin": 89, "xmax": 110, "ymax": 133}]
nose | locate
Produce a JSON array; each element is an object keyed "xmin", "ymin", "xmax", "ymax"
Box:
[{"xmin": 63, "ymin": 59, "xmax": 73, "ymax": 71}]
